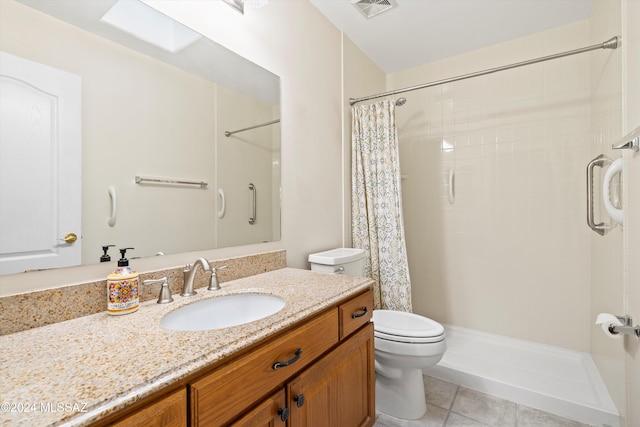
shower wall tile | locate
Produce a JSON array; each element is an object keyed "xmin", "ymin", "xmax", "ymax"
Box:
[{"xmin": 391, "ymin": 20, "xmax": 593, "ymax": 352}]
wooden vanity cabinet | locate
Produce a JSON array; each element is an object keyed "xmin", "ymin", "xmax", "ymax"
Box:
[
  {"xmin": 108, "ymin": 289, "xmax": 374, "ymax": 427},
  {"xmin": 111, "ymin": 388, "xmax": 187, "ymax": 427},
  {"xmin": 230, "ymin": 324, "xmax": 374, "ymax": 427},
  {"xmin": 229, "ymin": 390, "xmax": 287, "ymax": 427},
  {"xmin": 287, "ymin": 323, "xmax": 374, "ymax": 427}
]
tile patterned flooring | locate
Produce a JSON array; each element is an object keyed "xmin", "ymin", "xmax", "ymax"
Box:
[{"xmin": 373, "ymin": 376, "xmax": 594, "ymax": 427}]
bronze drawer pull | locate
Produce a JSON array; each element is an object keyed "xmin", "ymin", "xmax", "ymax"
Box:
[
  {"xmin": 352, "ymin": 307, "xmax": 368, "ymax": 319},
  {"xmin": 273, "ymin": 348, "xmax": 302, "ymax": 370}
]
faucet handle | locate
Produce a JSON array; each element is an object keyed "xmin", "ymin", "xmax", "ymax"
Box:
[
  {"xmin": 143, "ymin": 277, "xmax": 173, "ymax": 304},
  {"xmin": 208, "ymin": 265, "xmax": 229, "ymax": 291},
  {"xmin": 212, "ymin": 264, "xmax": 228, "ymax": 273}
]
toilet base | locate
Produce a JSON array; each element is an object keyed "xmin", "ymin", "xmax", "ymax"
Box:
[{"xmin": 375, "ymin": 367, "xmax": 426, "ymax": 420}]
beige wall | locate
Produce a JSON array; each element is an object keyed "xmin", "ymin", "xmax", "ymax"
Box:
[
  {"xmin": 589, "ymin": 1, "xmax": 640, "ymax": 424},
  {"xmin": 342, "ymin": 36, "xmax": 387, "ymax": 247},
  {"xmin": 622, "ymin": 0, "xmax": 640, "ymax": 424},
  {"xmin": 589, "ymin": 0, "xmax": 626, "ymax": 418},
  {"xmin": 389, "ymin": 21, "xmax": 593, "ymax": 352}
]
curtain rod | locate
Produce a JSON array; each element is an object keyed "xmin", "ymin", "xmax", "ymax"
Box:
[
  {"xmin": 224, "ymin": 119, "xmax": 280, "ymax": 137},
  {"xmin": 349, "ymin": 36, "xmax": 620, "ymax": 106}
]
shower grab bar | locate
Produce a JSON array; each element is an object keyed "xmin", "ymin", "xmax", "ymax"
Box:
[
  {"xmin": 448, "ymin": 169, "xmax": 455, "ymax": 204},
  {"xmin": 586, "ymin": 154, "xmax": 611, "ymax": 236},
  {"xmin": 249, "ymin": 183, "xmax": 256, "ymax": 225},
  {"xmin": 107, "ymin": 185, "xmax": 117, "ymax": 227}
]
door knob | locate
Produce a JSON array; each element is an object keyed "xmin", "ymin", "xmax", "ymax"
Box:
[
  {"xmin": 294, "ymin": 394, "xmax": 305, "ymax": 407},
  {"xmin": 59, "ymin": 233, "xmax": 78, "ymax": 244}
]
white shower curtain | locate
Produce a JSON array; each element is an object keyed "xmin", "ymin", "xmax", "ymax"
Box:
[{"xmin": 351, "ymin": 100, "xmax": 412, "ymax": 312}]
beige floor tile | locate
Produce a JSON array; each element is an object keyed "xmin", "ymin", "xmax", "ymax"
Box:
[
  {"xmin": 445, "ymin": 412, "xmax": 492, "ymax": 426},
  {"xmin": 517, "ymin": 405, "xmax": 594, "ymax": 427},
  {"xmin": 373, "ymin": 406, "xmax": 449, "ymax": 427},
  {"xmin": 450, "ymin": 387, "xmax": 516, "ymax": 427},
  {"xmin": 424, "ymin": 375, "xmax": 459, "ymax": 410}
]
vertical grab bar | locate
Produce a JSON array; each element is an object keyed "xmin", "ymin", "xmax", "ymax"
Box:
[
  {"xmin": 448, "ymin": 168, "xmax": 455, "ymax": 204},
  {"xmin": 586, "ymin": 154, "xmax": 611, "ymax": 236},
  {"xmin": 249, "ymin": 183, "xmax": 256, "ymax": 225},
  {"xmin": 107, "ymin": 185, "xmax": 117, "ymax": 227}
]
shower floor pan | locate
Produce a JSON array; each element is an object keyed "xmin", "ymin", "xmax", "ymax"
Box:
[{"xmin": 424, "ymin": 325, "xmax": 620, "ymax": 427}]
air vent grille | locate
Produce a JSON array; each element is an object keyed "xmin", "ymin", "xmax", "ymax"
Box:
[{"xmin": 350, "ymin": 0, "xmax": 398, "ymax": 19}]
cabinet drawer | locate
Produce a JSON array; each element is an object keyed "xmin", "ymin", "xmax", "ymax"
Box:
[
  {"xmin": 339, "ymin": 290, "xmax": 373, "ymax": 339},
  {"xmin": 190, "ymin": 309, "xmax": 339, "ymax": 426}
]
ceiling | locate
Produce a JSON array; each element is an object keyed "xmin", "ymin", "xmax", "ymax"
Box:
[{"xmin": 309, "ymin": 0, "xmax": 595, "ymax": 73}]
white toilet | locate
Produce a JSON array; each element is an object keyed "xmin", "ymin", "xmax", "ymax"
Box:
[{"xmin": 308, "ymin": 248, "xmax": 447, "ymax": 420}]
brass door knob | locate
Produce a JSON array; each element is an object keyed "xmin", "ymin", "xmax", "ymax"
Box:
[{"xmin": 59, "ymin": 233, "xmax": 78, "ymax": 244}]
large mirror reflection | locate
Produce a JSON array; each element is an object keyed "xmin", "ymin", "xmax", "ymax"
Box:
[{"xmin": 0, "ymin": 0, "xmax": 281, "ymax": 275}]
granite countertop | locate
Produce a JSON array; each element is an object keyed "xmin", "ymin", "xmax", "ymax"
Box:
[{"xmin": 0, "ymin": 268, "xmax": 373, "ymax": 427}]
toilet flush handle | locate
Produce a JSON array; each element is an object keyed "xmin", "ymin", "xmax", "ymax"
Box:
[{"xmin": 334, "ymin": 266, "xmax": 345, "ymax": 274}]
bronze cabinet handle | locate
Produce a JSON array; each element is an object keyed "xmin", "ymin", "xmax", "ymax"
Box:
[
  {"xmin": 272, "ymin": 348, "xmax": 302, "ymax": 370},
  {"xmin": 352, "ymin": 307, "xmax": 368, "ymax": 319}
]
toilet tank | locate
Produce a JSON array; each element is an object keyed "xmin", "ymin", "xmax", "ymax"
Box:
[{"xmin": 308, "ymin": 248, "xmax": 366, "ymax": 277}]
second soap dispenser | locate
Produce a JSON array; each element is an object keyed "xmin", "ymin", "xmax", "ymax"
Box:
[{"xmin": 107, "ymin": 248, "xmax": 139, "ymax": 316}]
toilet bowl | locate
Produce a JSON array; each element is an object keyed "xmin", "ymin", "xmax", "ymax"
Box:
[
  {"xmin": 373, "ymin": 309, "xmax": 446, "ymax": 419},
  {"xmin": 308, "ymin": 248, "xmax": 447, "ymax": 420}
]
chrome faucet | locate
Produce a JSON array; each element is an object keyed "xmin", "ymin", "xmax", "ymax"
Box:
[{"xmin": 181, "ymin": 258, "xmax": 212, "ymax": 297}]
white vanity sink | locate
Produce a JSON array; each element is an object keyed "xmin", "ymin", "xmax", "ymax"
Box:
[{"xmin": 161, "ymin": 293, "xmax": 286, "ymax": 331}]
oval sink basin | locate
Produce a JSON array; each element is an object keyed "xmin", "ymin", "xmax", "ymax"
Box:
[{"xmin": 161, "ymin": 293, "xmax": 285, "ymax": 331}]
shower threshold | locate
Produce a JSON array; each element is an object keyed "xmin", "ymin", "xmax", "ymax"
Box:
[{"xmin": 423, "ymin": 325, "xmax": 620, "ymax": 427}]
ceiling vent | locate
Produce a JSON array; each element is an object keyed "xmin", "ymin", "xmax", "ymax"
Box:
[{"xmin": 350, "ymin": 0, "xmax": 398, "ymax": 19}]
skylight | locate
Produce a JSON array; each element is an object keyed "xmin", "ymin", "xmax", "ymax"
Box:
[{"xmin": 100, "ymin": 0, "xmax": 201, "ymax": 53}]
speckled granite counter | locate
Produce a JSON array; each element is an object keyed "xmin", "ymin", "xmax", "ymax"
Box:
[{"xmin": 0, "ymin": 268, "xmax": 373, "ymax": 427}]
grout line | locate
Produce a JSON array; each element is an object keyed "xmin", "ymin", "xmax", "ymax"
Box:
[{"xmin": 442, "ymin": 385, "xmax": 460, "ymax": 426}]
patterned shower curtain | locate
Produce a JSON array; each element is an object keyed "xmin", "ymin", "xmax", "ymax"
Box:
[{"xmin": 351, "ymin": 100, "xmax": 412, "ymax": 312}]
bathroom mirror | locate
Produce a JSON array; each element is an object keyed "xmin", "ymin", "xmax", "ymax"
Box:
[{"xmin": 0, "ymin": 0, "xmax": 281, "ymax": 275}]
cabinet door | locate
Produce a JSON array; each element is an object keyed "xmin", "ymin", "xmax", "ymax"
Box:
[
  {"xmin": 112, "ymin": 388, "xmax": 186, "ymax": 427},
  {"xmin": 288, "ymin": 323, "xmax": 374, "ymax": 427},
  {"xmin": 190, "ymin": 310, "xmax": 338, "ymax": 426},
  {"xmin": 230, "ymin": 389, "xmax": 287, "ymax": 427}
]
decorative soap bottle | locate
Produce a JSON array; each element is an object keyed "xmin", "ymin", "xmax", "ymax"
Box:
[{"xmin": 107, "ymin": 248, "xmax": 139, "ymax": 315}]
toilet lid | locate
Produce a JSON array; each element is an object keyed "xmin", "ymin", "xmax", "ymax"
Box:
[{"xmin": 372, "ymin": 309, "xmax": 445, "ymax": 339}]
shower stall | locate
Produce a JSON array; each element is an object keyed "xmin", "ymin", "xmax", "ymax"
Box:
[{"xmin": 348, "ymin": 11, "xmax": 633, "ymax": 425}]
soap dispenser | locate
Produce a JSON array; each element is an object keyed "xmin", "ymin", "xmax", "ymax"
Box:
[
  {"xmin": 100, "ymin": 245, "xmax": 115, "ymax": 263},
  {"xmin": 107, "ymin": 248, "xmax": 139, "ymax": 315}
]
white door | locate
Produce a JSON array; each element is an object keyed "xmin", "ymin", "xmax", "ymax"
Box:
[{"xmin": 0, "ymin": 51, "xmax": 81, "ymax": 275}]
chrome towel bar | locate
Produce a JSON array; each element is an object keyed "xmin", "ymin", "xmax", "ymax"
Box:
[{"xmin": 135, "ymin": 175, "xmax": 208, "ymax": 188}]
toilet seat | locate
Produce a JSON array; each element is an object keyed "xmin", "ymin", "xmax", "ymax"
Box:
[
  {"xmin": 373, "ymin": 310, "xmax": 445, "ymax": 343},
  {"xmin": 375, "ymin": 330, "xmax": 444, "ymax": 344}
]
